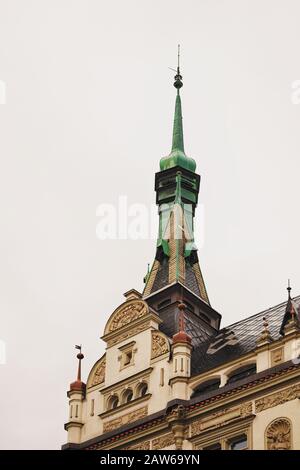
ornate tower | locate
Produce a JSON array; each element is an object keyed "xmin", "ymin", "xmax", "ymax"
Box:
[
  {"xmin": 143, "ymin": 60, "xmax": 221, "ymax": 343},
  {"xmin": 63, "ymin": 54, "xmax": 300, "ymax": 452}
]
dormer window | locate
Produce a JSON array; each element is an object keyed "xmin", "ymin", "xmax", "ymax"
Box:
[
  {"xmin": 191, "ymin": 378, "xmax": 221, "ymax": 398},
  {"xmin": 227, "ymin": 364, "xmax": 256, "ymax": 385}
]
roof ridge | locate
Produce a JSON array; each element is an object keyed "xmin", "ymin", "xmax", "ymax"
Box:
[{"xmin": 222, "ymin": 294, "xmax": 300, "ymax": 331}]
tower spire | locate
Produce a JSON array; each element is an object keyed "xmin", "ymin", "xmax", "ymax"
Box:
[
  {"xmin": 160, "ymin": 46, "xmax": 196, "ymax": 173},
  {"xmin": 172, "ymin": 45, "xmax": 184, "ymax": 154}
]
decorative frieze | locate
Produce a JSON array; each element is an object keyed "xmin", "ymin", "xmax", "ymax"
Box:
[
  {"xmin": 255, "ymin": 384, "xmax": 300, "ymax": 413},
  {"xmin": 103, "ymin": 406, "xmax": 148, "ymax": 433},
  {"xmin": 107, "ymin": 322, "xmax": 150, "ymax": 347},
  {"xmin": 191, "ymin": 402, "xmax": 253, "ymax": 437},
  {"xmin": 152, "ymin": 433, "xmax": 174, "ymax": 450},
  {"xmin": 266, "ymin": 418, "xmax": 292, "ymax": 450},
  {"xmin": 151, "ymin": 331, "xmax": 169, "ymax": 359},
  {"xmin": 123, "ymin": 441, "xmax": 150, "ymax": 450}
]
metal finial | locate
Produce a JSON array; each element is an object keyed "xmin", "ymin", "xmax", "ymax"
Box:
[
  {"xmin": 174, "ymin": 44, "xmax": 183, "ymax": 91},
  {"xmin": 75, "ymin": 344, "xmax": 84, "ymax": 381},
  {"xmin": 287, "ymin": 279, "xmax": 292, "ymax": 299}
]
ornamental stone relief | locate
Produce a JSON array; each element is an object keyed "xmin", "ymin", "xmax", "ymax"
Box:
[
  {"xmin": 108, "ymin": 300, "xmax": 148, "ymax": 333},
  {"xmin": 152, "ymin": 433, "xmax": 174, "ymax": 450},
  {"xmin": 103, "ymin": 406, "xmax": 148, "ymax": 433},
  {"xmin": 151, "ymin": 331, "xmax": 169, "ymax": 359},
  {"xmin": 191, "ymin": 402, "xmax": 253, "ymax": 437},
  {"xmin": 271, "ymin": 347, "xmax": 284, "ymax": 367},
  {"xmin": 123, "ymin": 441, "xmax": 150, "ymax": 450},
  {"xmin": 255, "ymin": 384, "xmax": 300, "ymax": 413},
  {"xmin": 90, "ymin": 357, "xmax": 106, "ymax": 387},
  {"xmin": 266, "ymin": 418, "xmax": 292, "ymax": 450}
]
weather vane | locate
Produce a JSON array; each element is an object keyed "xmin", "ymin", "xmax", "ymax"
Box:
[{"xmin": 169, "ymin": 44, "xmax": 183, "ymax": 90}]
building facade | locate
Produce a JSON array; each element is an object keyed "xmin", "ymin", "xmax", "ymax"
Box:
[{"xmin": 62, "ymin": 67, "xmax": 300, "ymax": 451}]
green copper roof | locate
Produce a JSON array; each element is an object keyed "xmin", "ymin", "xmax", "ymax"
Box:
[{"xmin": 160, "ymin": 91, "xmax": 196, "ymax": 173}]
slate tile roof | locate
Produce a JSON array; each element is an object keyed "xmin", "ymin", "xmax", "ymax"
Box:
[{"xmin": 191, "ymin": 295, "xmax": 300, "ymax": 376}]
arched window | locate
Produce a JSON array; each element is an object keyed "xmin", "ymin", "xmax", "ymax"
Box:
[
  {"xmin": 122, "ymin": 388, "xmax": 133, "ymax": 404},
  {"xmin": 191, "ymin": 378, "xmax": 221, "ymax": 398},
  {"xmin": 136, "ymin": 382, "xmax": 148, "ymax": 398},
  {"xmin": 107, "ymin": 395, "xmax": 119, "ymax": 410},
  {"xmin": 227, "ymin": 364, "xmax": 256, "ymax": 385}
]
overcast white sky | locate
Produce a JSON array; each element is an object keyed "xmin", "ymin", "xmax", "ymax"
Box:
[{"xmin": 1, "ymin": 0, "xmax": 300, "ymax": 449}]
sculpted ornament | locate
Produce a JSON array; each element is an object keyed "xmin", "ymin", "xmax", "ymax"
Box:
[
  {"xmin": 152, "ymin": 434, "xmax": 174, "ymax": 450},
  {"xmin": 90, "ymin": 357, "xmax": 106, "ymax": 387},
  {"xmin": 107, "ymin": 322, "xmax": 150, "ymax": 347},
  {"xmin": 151, "ymin": 331, "xmax": 169, "ymax": 359},
  {"xmin": 191, "ymin": 402, "xmax": 253, "ymax": 437},
  {"xmin": 103, "ymin": 406, "xmax": 148, "ymax": 433},
  {"xmin": 123, "ymin": 441, "xmax": 150, "ymax": 450},
  {"xmin": 108, "ymin": 301, "xmax": 148, "ymax": 333},
  {"xmin": 266, "ymin": 418, "xmax": 292, "ymax": 450},
  {"xmin": 255, "ymin": 384, "xmax": 300, "ymax": 412}
]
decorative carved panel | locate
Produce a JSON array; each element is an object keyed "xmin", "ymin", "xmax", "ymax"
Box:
[
  {"xmin": 103, "ymin": 406, "xmax": 148, "ymax": 433},
  {"xmin": 123, "ymin": 441, "xmax": 150, "ymax": 450},
  {"xmin": 152, "ymin": 433, "xmax": 174, "ymax": 450},
  {"xmin": 255, "ymin": 384, "xmax": 300, "ymax": 412},
  {"xmin": 191, "ymin": 402, "xmax": 253, "ymax": 437},
  {"xmin": 151, "ymin": 331, "xmax": 169, "ymax": 359},
  {"xmin": 108, "ymin": 300, "xmax": 148, "ymax": 333},
  {"xmin": 266, "ymin": 418, "xmax": 292, "ymax": 450},
  {"xmin": 271, "ymin": 348, "xmax": 284, "ymax": 367},
  {"xmin": 90, "ymin": 357, "xmax": 106, "ymax": 387}
]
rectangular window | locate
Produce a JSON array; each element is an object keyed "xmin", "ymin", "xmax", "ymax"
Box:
[
  {"xmin": 229, "ymin": 435, "xmax": 248, "ymax": 450},
  {"xmin": 203, "ymin": 443, "xmax": 221, "ymax": 450}
]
